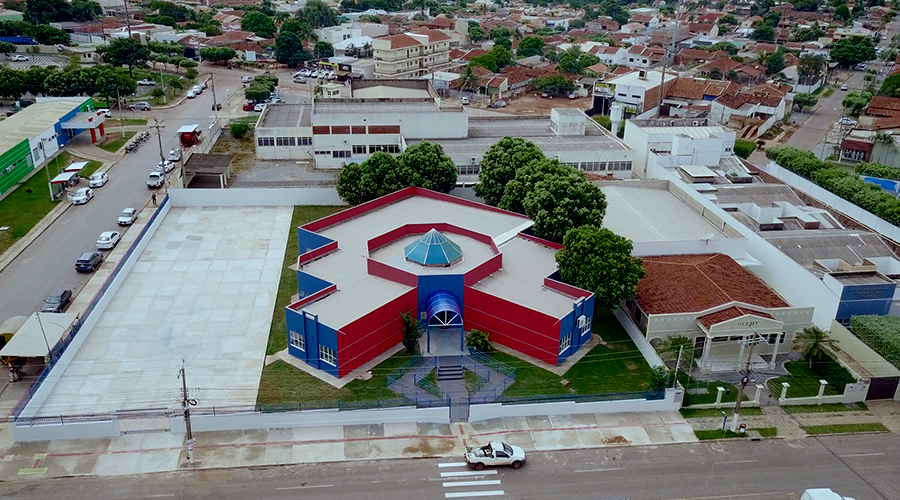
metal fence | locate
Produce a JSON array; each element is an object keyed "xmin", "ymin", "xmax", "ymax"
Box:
[
  {"xmin": 9, "ymin": 196, "xmax": 171, "ymax": 421},
  {"xmin": 484, "ymin": 390, "xmax": 667, "ymax": 407},
  {"xmin": 386, "ymin": 352, "xmax": 422, "ymax": 387}
]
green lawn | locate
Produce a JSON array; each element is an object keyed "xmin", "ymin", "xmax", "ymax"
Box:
[
  {"xmin": 695, "ymin": 427, "xmax": 777, "ymax": 440},
  {"xmin": 418, "ymin": 370, "xmax": 441, "ymax": 397},
  {"xmin": 680, "ymin": 407, "xmax": 764, "ymax": 419},
  {"xmin": 822, "ymin": 88, "xmax": 835, "ymax": 98},
  {"xmin": 679, "ymin": 372, "xmax": 741, "ymax": 405},
  {"xmin": 782, "ymin": 402, "xmax": 868, "ymax": 414},
  {"xmin": 257, "ymin": 351, "xmax": 415, "ymax": 406},
  {"xmin": 264, "ymin": 205, "xmax": 345, "ymax": 356},
  {"xmin": 118, "ymin": 118, "xmax": 148, "ymax": 126},
  {"xmin": 802, "ymin": 423, "xmax": 889, "ymax": 435},
  {"xmin": 487, "ymin": 310, "xmax": 655, "ymax": 398},
  {"xmin": 767, "ymin": 362, "xmax": 843, "ymax": 398},
  {"xmin": 0, "ymin": 165, "xmax": 60, "ymax": 254},
  {"xmin": 98, "ymin": 131, "xmax": 135, "ymax": 153}
]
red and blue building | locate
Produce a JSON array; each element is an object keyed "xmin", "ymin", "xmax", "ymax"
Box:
[{"xmin": 284, "ymin": 188, "xmax": 596, "ymax": 378}]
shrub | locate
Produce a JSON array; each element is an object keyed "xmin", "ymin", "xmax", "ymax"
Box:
[
  {"xmin": 855, "ymin": 162, "xmax": 900, "ymax": 181},
  {"xmin": 851, "ymin": 315, "xmax": 900, "ymax": 369},
  {"xmin": 230, "ymin": 122, "xmax": 250, "ymax": 139},
  {"xmin": 185, "ymin": 68, "xmax": 197, "ymax": 80},
  {"xmin": 466, "ymin": 329, "xmax": 492, "ymax": 353},
  {"xmin": 649, "ymin": 365, "xmax": 674, "ymax": 390},
  {"xmin": 733, "ymin": 139, "xmax": 756, "ymax": 159},
  {"xmin": 400, "ymin": 310, "xmax": 423, "ymax": 354}
]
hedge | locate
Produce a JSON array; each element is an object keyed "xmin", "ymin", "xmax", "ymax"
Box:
[
  {"xmin": 766, "ymin": 147, "xmax": 900, "ymax": 226},
  {"xmin": 851, "ymin": 315, "xmax": 900, "ymax": 369},
  {"xmin": 734, "ymin": 139, "xmax": 756, "ymax": 159},
  {"xmin": 855, "ymin": 162, "xmax": 900, "ymax": 181}
]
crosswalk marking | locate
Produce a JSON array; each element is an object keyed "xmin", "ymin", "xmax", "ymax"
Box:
[
  {"xmin": 440, "ymin": 470, "xmax": 498, "ymax": 478},
  {"xmin": 443, "ymin": 480, "xmax": 502, "ymax": 488},
  {"xmin": 438, "ymin": 462, "xmax": 468, "ymax": 468},
  {"xmin": 444, "ymin": 491, "xmax": 505, "ymax": 498}
]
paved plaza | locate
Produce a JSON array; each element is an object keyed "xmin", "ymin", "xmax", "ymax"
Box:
[{"xmin": 31, "ymin": 206, "xmax": 292, "ymax": 417}]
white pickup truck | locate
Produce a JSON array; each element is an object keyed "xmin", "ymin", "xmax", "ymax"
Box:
[
  {"xmin": 465, "ymin": 441, "xmax": 526, "ymax": 470},
  {"xmin": 146, "ymin": 171, "xmax": 164, "ymax": 188}
]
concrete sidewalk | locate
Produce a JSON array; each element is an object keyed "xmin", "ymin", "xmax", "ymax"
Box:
[{"xmin": 0, "ymin": 411, "xmax": 697, "ymax": 479}]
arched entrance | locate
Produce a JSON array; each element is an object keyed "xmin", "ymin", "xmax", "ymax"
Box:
[{"xmin": 425, "ymin": 290, "xmax": 464, "ymax": 354}]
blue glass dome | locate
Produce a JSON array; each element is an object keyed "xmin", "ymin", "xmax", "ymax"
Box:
[{"xmin": 404, "ymin": 229, "xmax": 463, "ymax": 267}]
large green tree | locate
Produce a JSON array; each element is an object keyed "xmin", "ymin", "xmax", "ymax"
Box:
[
  {"xmin": 516, "ymin": 36, "xmax": 544, "ymax": 58},
  {"xmin": 24, "ymin": 0, "xmax": 69, "ymax": 23},
  {"xmin": 298, "ymin": 0, "xmax": 339, "ymax": 28},
  {"xmin": 474, "ymin": 137, "xmax": 545, "ymax": 206},
  {"xmin": 523, "ymin": 174, "xmax": 607, "ymax": 243},
  {"xmin": 275, "ymin": 33, "xmax": 311, "ymax": 67},
  {"xmin": 557, "ymin": 45, "xmax": 599, "ymax": 74},
  {"xmin": 793, "ymin": 93, "xmax": 818, "ymax": 110},
  {"xmin": 0, "ymin": 66, "xmax": 25, "ymax": 99},
  {"xmin": 336, "ymin": 152, "xmax": 403, "ymax": 205},
  {"xmin": 280, "ymin": 18, "xmax": 317, "ymax": 41},
  {"xmin": 241, "ymin": 11, "xmax": 276, "ymax": 38},
  {"xmin": 458, "ymin": 64, "xmax": 481, "ymax": 93},
  {"xmin": 398, "ymin": 141, "xmax": 457, "ymax": 193},
  {"xmin": 555, "ymin": 226, "xmax": 644, "ymax": 310},
  {"xmin": 831, "ymin": 35, "xmax": 877, "ymax": 67},
  {"xmin": 94, "ymin": 66, "xmax": 137, "ymax": 106},
  {"xmin": 751, "ymin": 23, "xmax": 775, "ymax": 41},
  {"xmin": 314, "ymin": 40, "xmax": 334, "ymax": 59},
  {"xmin": 793, "ymin": 326, "xmax": 838, "ymax": 368},
  {"xmin": 98, "ymin": 38, "xmax": 150, "ymax": 77},
  {"xmin": 199, "ymin": 46, "xmax": 237, "ymax": 65},
  {"xmin": 499, "ymin": 159, "xmax": 582, "ymax": 214}
]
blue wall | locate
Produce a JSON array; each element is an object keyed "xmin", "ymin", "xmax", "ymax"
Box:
[
  {"xmin": 416, "ymin": 274, "xmax": 465, "ymax": 324},
  {"xmin": 862, "ymin": 176, "xmax": 900, "ymax": 193},
  {"xmin": 297, "ymin": 227, "xmax": 334, "ymax": 254},
  {"xmin": 557, "ymin": 295, "xmax": 595, "ymax": 364},
  {"xmin": 297, "ymin": 270, "xmax": 333, "ymax": 298},
  {"xmin": 285, "ymin": 307, "xmax": 340, "ymax": 377},
  {"xmin": 836, "ymin": 283, "xmax": 895, "ymax": 322}
]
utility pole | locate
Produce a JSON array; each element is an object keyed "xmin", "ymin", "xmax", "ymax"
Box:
[
  {"xmin": 122, "ymin": 0, "xmax": 132, "ymax": 37},
  {"xmin": 153, "ymin": 119, "xmax": 166, "ymax": 165},
  {"xmin": 730, "ymin": 333, "xmax": 763, "ymax": 432},
  {"xmin": 672, "ymin": 345, "xmax": 683, "ymax": 388},
  {"xmin": 178, "ymin": 361, "xmax": 197, "ymax": 463},
  {"xmin": 210, "ymin": 74, "xmax": 220, "ymax": 123},
  {"xmin": 117, "ymin": 88, "xmax": 125, "ymax": 137}
]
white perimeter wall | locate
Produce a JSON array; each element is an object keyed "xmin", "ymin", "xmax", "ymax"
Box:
[
  {"xmin": 167, "ymin": 187, "xmax": 344, "ymax": 206},
  {"xmin": 469, "ymin": 388, "xmax": 682, "ymax": 421}
]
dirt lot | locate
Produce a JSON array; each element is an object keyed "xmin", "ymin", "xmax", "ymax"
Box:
[{"xmin": 483, "ymin": 93, "xmax": 590, "ymax": 115}]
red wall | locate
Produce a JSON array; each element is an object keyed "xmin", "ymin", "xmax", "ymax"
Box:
[
  {"xmin": 337, "ymin": 288, "xmax": 418, "ymax": 377},
  {"xmin": 367, "ymin": 258, "xmax": 418, "ymax": 287},
  {"xmin": 288, "ymin": 284, "xmax": 338, "ymax": 310},
  {"xmin": 543, "ymin": 276, "xmax": 591, "ymax": 300},
  {"xmin": 298, "ymin": 240, "xmax": 338, "ymax": 266},
  {"xmin": 464, "ymin": 253, "xmax": 502, "ymax": 286},
  {"xmin": 463, "ymin": 286, "xmax": 560, "ymax": 365}
]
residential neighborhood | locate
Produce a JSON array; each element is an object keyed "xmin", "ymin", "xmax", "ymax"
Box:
[{"xmin": 0, "ymin": 0, "xmax": 899, "ymax": 499}]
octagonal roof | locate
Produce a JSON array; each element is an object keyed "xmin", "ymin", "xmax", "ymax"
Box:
[{"xmin": 404, "ymin": 229, "xmax": 463, "ymax": 267}]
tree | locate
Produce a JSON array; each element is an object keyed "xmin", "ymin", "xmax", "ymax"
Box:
[
  {"xmin": 793, "ymin": 326, "xmax": 838, "ymax": 368},
  {"xmin": 657, "ymin": 335, "xmax": 695, "ymax": 373},
  {"xmin": 199, "ymin": 46, "xmax": 237, "ymax": 65},
  {"xmin": 532, "ymin": 73, "xmax": 576, "ymax": 95},
  {"xmin": 297, "ymin": 0, "xmax": 339, "ymax": 28},
  {"xmin": 499, "ymin": 159, "xmax": 578, "ymax": 214},
  {"xmin": 797, "ymin": 54, "xmax": 825, "ymax": 86},
  {"xmin": 598, "ymin": 0, "xmax": 628, "ymax": 24},
  {"xmin": 94, "ymin": 66, "xmax": 136, "ymax": 106},
  {"xmin": 275, "ymin": 33, "xmax": 312, "ymax": 67},
  {"xmin": 0, "ymin": 66, "xmax": 24, "ymax": 99},
  {"xmin": 244, "ymin": 84, "xmax": 271, "ymax": 102},
  {"xmin": 523, "ymin": 174, "xmax": 607, "ymax": 243},
  {"xmin": 880, "ymin": 73, "xmax": 900, "ymax": 97},
  {"xmin": 516, "ymin": 36, "xmax": 544, "ymax": 58},
  {"xmin": 468, "ymin": 24, "xmax": 485, "ymax": 43},
  {"xmin": 831, "ymin": 36, "xmax": 877, "ymax": 67},
  {"xmin": 475, "ymin": 137, "xmax": 545, "ymax": 206},
  {"xmin": 358, "ymin": 13, "xmax": 382, "ymax": 23},
  {"xmin": 842, "ymin": 90, "xmax": 873, "ymax": 115},
  {"xmin": 708, "ymin": 41, "xmax": 738, "ymax": 56},
  {"xmin": 336, "ymin": 152, "xmax": 403, "ymax": 205},
  {"xmin": 555, "ymin": 225, "xmax": 644, "ymax": 310},
  {"xmin": 751, "ymin": 24, "xmax": 775, "ymax": 42},
  {"xmin": 397, "ymin": 141, "xmax": 457, "ymax": 193},
  {"xmin": 733, "ymin": 138, "xmax": 756, "ymax": 158},
  {"xmin": 24, "ymin": 0, "xmax": 69, "ymax": 23},
  {"xmin": 280, "ymin": 18, "xmax": 316, "ymax": 41},
  {"xmin": 400, "ymin": 310, "xmax": 423, "ymax": 354},
  {"xmin": 649, "ymin": 366, "xmax": 675, "ymax": 390},
  {"xmin": 763, "ymin": 51, "xmax": 785, "ymax": 74},
  {"xmin": 469, "ymin": 46, "xmax": 512, "ymax": 72},
  {"xmin": 791, "ymin": 26, "xmax": 825, "ymax": 42},
  {"xmin": 835, "ymin": 4, "xmax": 851, "ymax": 22},
  {"xmin": 493, "ymin": 36, "xmax": 511, "ymax": 50},
  {"xmin": 0, "ymin": 41, "xmax": 14, "ymax": 57},
  {"xmin": 27, "ymin": 23, "xmax": 70, "ymax": 45},
  {"xmin": 557, "ymin": 45, "xmax": 598, "ymax": 74},
  {"xmin": 717, "ymin": 14, "xmax": 738, "ymax": 25},
  {"xmin": 793, "ymin": 93, "xmax": 818, "ymax": 111},
  {"xmin": 313, "ymin": 40, "xmax": 334, "ymax": 58},
  {"xmin": 466, "ymin": 329, "xmax": 492, "ymax": 353},
  {"xmin": 241, "ymin": 11, "xmax": 276, "ymax": 38},
  {"xmin": 69, "ymin": 0, "xmax": 102, "ymax": 20},
  {"xmin": 98, "ymin": 38, "xmax": 150, "ymax": 77},
  {"xmin": 458, "ymin": 64, "xmax": 481, "ymax": 93}
]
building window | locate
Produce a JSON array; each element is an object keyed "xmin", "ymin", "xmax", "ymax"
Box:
[
  {"xmin": 580, "ymin": 162, "xmax": 600, "ymax": 172},
  {"xmin": 276, "ymin": 137, "xmax": 296, "ymax": 146},
  {"xmin": 289, "ymin": 330, "xmax": 305, "ymax": 351},
  {"xmin": 579, "ymin": 315, "xmax": 591, "ymax": 337},
  {"xmin": 314, "ymin": 150, "xmax": 331, "ymax": 156},
  {"xmin": 297, "ymin": 137, "xmax": 312, "ymax": 146},
  {"xmin": 369, "ymin": 144, "xmax": 400, "ymax": 154},
  {"xmin": 457, "ymin": 164, "xmax": 481, "ymax": 175},
  {"xmin": 559, "ymin": 333, "xmax": 571, "ymax": 354},
  {"xmin": 607, "ymin": 161, "xmax": 632, "ymax": 171},
  {"xmin": 332, "ymin": 150, "xmax": 351, "ymax": 158},
  {"xmin": 320, "ymin": 345, "xmax": 337, "ymax": 366},
  {"xmin": 257, "ymin": 137, "xmax": 274, "ymax": 146},
  {"xmin": 352, "ymin": 145, "xmax": 367, "ymax": 154}
]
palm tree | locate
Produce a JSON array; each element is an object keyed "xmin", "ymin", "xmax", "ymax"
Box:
[
  {"xmin": 458, "ymin": 64, "xmax": 481, "ymax": 94},
  {"xmin": 872, "ymin": 131, "xmax": 896, "ymax": 164},
  {"xmin": 656, "ymin": 334, "xmax": 695, "ymax": 375},
  {"xmin": 793, "ymin": 327, "xmax": 838, "ymax": 368}
]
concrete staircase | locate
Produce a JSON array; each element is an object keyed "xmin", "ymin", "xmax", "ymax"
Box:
[{"xmin": 437, "ymin": 357, "xmax": 464, "ymax": 381}]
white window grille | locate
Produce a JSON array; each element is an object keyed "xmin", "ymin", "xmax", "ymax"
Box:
[
  {"xmin": 289, "ymin": 330, "xmax": 305, "ymax": 351},
  {"xmin": 320, "ymin": 345, "xmax": 337, "ymax": 366}
]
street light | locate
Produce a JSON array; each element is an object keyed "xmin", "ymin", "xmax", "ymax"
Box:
[
  {"xmin": 730, "ymin": 330, "xmax": 765, "ymax": 432},
  {"xmin": 34, "ymin": 312, "xmax": 53, "ymax": 364}
]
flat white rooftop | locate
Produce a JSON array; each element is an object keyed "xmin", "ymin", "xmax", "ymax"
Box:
[
  {"xmin": 601, "ymin": 183, "xmax": 729, "ymax": 242},
  {"xmin": 302, "ymin": 196, "xmax": 532, "ymax": 326},
  {"xmin": 370, "ymin": 233, "xmax": 495, "ymax": 276},
  {"xmin": 32, "ymin": 206, "xmax": 291, "ymax": 417}
]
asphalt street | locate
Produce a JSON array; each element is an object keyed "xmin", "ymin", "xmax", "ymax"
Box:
[
  {"xmin": 0, "ymin": 433, "xmax": 896, "ymax": 500},
  {"xmin": 0, "ymin": 68, "xmax": 244, "ymax": 326}
]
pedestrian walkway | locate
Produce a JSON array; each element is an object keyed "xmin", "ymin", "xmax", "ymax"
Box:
[
  {"xmin": 64, "ymin": 135, "xmax": 125, "ymax": 165},
  {"xmin": 436, "ymin": 461, "xmax": 504, "ymax": 498}
]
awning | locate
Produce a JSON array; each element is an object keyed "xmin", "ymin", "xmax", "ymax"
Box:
[
  {"xmin": 50, "ymin": 171, "xmax": 78, "ymax": 184},
  {"xmin": 64, "ymin": 161, "xmax": 88, "ymax": 173},
  {"xmin": 60, "ymin": 111, "xmax": 105, "ymax": 129},
  {"xmin": 177, "ymin": 125, "xmax": 200, "ymax": 134},
  {"xmin": 0, "ymin": 312, "xmax": 78, "ymax": 358}
]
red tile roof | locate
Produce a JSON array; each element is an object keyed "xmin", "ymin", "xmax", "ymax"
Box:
[
  {"xmin": 867, "ymin": 95, "xmax": 900, "ymax": 117},
  {"xmin": 380, "ymin": 33, "xmax": 421, "ymax": 49},
  {"xmin": 698, "ymin": 307, "xmax": 775, "ymax": 328},
  {"xmin": 634, "ymin": 254, "xmax": 789, "ymax": 315},
  {"xmin": 667, "ymin": 77, "xmax": 740, "ymax": 100},
  {"xmin": 696, "ymin": 57, "xmax": 742, "ymax": 74}
]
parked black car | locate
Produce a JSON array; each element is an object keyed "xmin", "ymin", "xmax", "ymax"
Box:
[
  {"xmin": 40, "ymin": 288, "xmax": 72, "ymax": 313},
  {"xmin": 75, "ymin": 252, "xmax": 103, "ymax": 272}
]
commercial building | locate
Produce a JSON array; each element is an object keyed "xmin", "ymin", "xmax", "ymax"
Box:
[
  {"xmin": 373, "ymin": 30, "xmax": 454, "ymax": 79},
  {"xmin": 622, "ymin": 117, "xmax": 737, "ymax": 179},
  {"xmin": 593, "ymin": 69, "xmax": 678, "ymax": 117},
  {"xmin": 285, "ymin": 188, "xmax": 595, "ymax": 378},
  {"xmin": 254, "ymin": 81, "xmax": 633, "ymax": 177},
  {"xmin": 0, "ymin": 97, "xmax": 106, "ymax": 196}
]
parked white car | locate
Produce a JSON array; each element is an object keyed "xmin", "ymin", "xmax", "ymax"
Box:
[
  {"xmin": 186, "ymin": 90, "xmax": 197, "ymax": 99},
  {"xmin": 118, "ymin": 208, "xmax": 138, "ymax": 226},
  {"xmin": 299, "ymin": 69, "xmax": 311, "ymax": 77},
  {"xmin": 88, "ymin": 171, "xmax": 109, "ymax": 187},
  {"xmin": 70, "ymin": 187, "xmax": 94, "ymax": 205},
  {"xmin": 158, "ymin": 160, "xmax": 175, "ymax": 173},
  {"xmin": 839, "ymin": 117, "xmax": 857, "ymax": 126},
  {"xmin": 96, "ymin": 108, "xmax": 112, "ymax": 117},
  {"xmin": 465, "ymin": 442, "xmax": 526, "ymax": 470},
  {"xmin": 461, "ymin": 97, "xmax": 470, "ymax": 105},
  {"xmin": 192, "ymin": 85, "xmax": 203, "ymax": 94},
  {"xmin": 147, "ymin": 171, "xmax": 164, "ymax": 188},
  {"xmin": 137, "ymin": 79, "xmax": 156, "ymax": 86},
  {"xmin": 241, "ymin": 76, "xmax": 254, "ymax": 83},
  {"xmin": 11, "ymin": 54, "xmax": 29, "ymax": 62},
  {"xmin": 166, "ymin": 148, "xmax": 182, "ymax": 161},
  {"xmin": 96, "ymin": 230, "xmax": 121, "ymax": 250},
  {"xmin": 253, "ymin": 103, "xmax": 266, "ymax": 112},
  {"xmin": 197, "ymin": 81, "xmax": 207, "ymax": 90}
]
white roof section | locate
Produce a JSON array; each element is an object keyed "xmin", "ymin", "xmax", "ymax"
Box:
[
  {"xmin": 0, "ymin": 97, "xmax": 87, "ymax": 152},
  {"xmin": 333, "ymin": 35, "xmax": 373, "ymax": 50},
  {"xmin": 0, "ymin": 313, "xmax": 77, "ymax": 357},
  {"xmin": 606, "ymin": 70, "xmax": 676, "ymax": 89},
  {"xmin": 351, "ymin": 86, "xmax": 431, "ymax": 99},
  {"xmin": 636, "ymin": 125, "xmax": 732, "ymax": 138},
  {"xmin": 600, "ymin": 183, "xmax": 729, "ymax": 242},
  {"xmin": 679, "ymin": 165, "xmax": 716, "ymax": 177},
  {"xmin": 301, "ymin": 196, "xmax": 533, "ymax": 325},
  {"xmin": 64, "ymin": 161, "xmax": 89, "ymax": 173}
]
